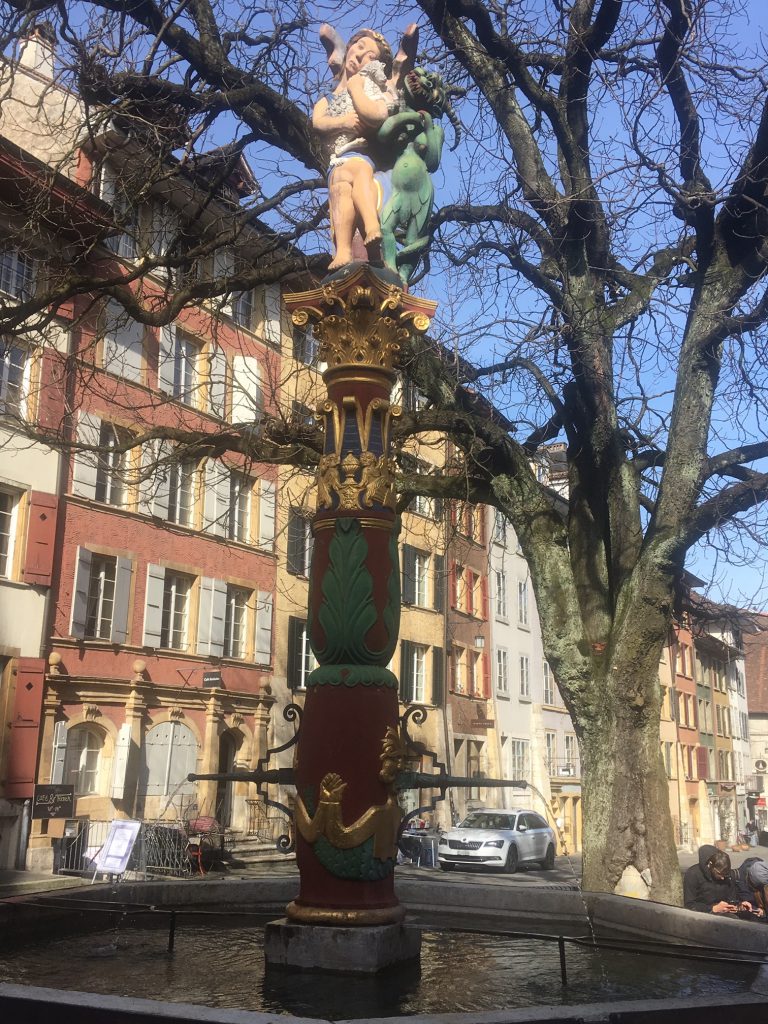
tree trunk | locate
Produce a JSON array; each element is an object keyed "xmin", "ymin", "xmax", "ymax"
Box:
[{"xmin": 580, "ymin": 670, "xmax": 681, "ymax": 904}]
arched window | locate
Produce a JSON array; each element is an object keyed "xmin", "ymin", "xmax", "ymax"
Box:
[
  {"xmin": 140, "ymin": 721, "xmax": 198, "ymax": 797},
  {"xmin": 64, "ymin": 725, "xmax": 105, "ymax": 795}
]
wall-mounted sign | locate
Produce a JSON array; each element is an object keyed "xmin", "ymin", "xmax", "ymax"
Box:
[
  {"xmin": 32, "ymin": 784, "xmax": 74, "ymax": 819},
  {"xmin": 94, "ymin": 819, "xmax": 142, "ymax": 875},
  {"xmin": 203, "ymin": 671, "xmax": 222, "ymax": 688}
]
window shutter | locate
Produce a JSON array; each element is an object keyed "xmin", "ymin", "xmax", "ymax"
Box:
[
  {"xmin": 258, "ymin": 480, "xmax": 276, "ymax": 549},
  {"xmin": 287, "ymin": 512, "xmax": 304, "ymax": 575},
  {"xmin": 433, "ymin": 554, "xmax": 445, "ymax": 611},
  {"xmin": 432, "ymin": 646, "xmax": 444, "ymax": 706},
  {"xmin": 696, "ymin": 746, "xmax": 709, "ymax": 780},
  {"xmin": 72, "ymin": 412, "xmax": 101, "ymax": 498},
  {"xmin": 449, "ymin": 501, "xmax": 457, "ymax": 527},
  {"xmin": 137, "ymin": 440, "xmax": 156, "ymax": 515},
  {"xmin": 400, "ymin": 640, "xmax": 414, "ymax": 703},
  {"xmin": 481, "ymin": 576, "xmax": 489, "ymax": 620},
  {"xmin": 402, "ymin": 544, "xmax": 416, "ymax": 604},
  {"xmin": 143, "ymin": 563, "xmax": 165, "ymax": 647},
  {"xmin": 231, "ymin": 355, "xmax": 263, "ymax": 423},
  {"xmin": 478, "ymin": 506, "xmax": 487, "ymax": 545},
  {"xmin": 254, "ymin": 591, "xmax": 273, "ymax": 665},
  {"xmin": 203, "ymin": 459, "xmax": 228, "ymax": 536},
  {"xmin": 433, "ymin": 496, "xmax": 443, "ymax": 521},
  {"xmin": 110, "ymin": 723, "xmax": 131, "ymax": 799},
  {"xmin": 152, "ymin": 440, "xmax": 173, "ymax": 519},
  {"xmin": 197, "ymin": 576, "xmax": 225, "ymax": 656},
  {"xmin": 287, "ymin": 616, "xmax": 300, "ymax": 690},
  {"xmin": 482, "ymin": 653, "xmax": 491, "ymax": 698},
  {"xmin": 23, "ymin": 491, "xmax": 58, "ymax": 585},
  {"xmin": 158, "ymin": 325, "xmax": 175, "ymax": 394},
  {"xmin": 263, "ymin": 283, "xmax": 281, "ymax": 346},
  {"xmin": 103, "ymin": 303, "xmax": 143, "ymax": 383},
  {"xmin": 69, "ymin": 546, "xmax": 92, "ymax": 638},
  {"xmin": 208, "ymin": 343, "xmax": 228, "ymax": 418},
  {"xmin": 111, "ymin": 556, "xmax": 133, "ymax": 644},
  {"xmin": 449, "ymin": 563, "xmax": 457, "ymax": 609},
  {"xmin": 50, "ymin": 720, "xmax": 68, "ymax": 784}
]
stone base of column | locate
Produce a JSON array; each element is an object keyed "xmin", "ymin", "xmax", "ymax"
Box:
[{"xmin": 263, "ymin": 918, "xmax": 422, "ymax": 974}]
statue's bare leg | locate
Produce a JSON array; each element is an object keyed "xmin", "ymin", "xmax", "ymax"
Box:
[
  {"xmin": 349, "ymin": 165, "xmax": 381, "ymax": 244},
  {"xmin": 328, "ymin": 173, "xmax": 356, "ymax": 270}
]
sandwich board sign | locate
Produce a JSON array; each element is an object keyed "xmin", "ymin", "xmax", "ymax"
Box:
[{"xmin": 92, "ymin": 819, "xmax": 141, "ymax": 879}]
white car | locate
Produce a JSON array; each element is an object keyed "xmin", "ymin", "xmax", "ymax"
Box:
[{"xmin": 437, "ymin": 808, "xmax": 556, "ymax": 873}]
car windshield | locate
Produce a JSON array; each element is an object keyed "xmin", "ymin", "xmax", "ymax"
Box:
[{"xmin": 458, "ymin": 813, "xmax": 516, "ymax": 830}]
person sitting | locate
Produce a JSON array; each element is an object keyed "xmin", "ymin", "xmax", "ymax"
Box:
[
  {"xmin": 741, "ymin": 858, "xmax": 768, "ymax": 917},
  {"xmin": 683, "ymin": 845, "xmax": 756, "ymax": 914}
]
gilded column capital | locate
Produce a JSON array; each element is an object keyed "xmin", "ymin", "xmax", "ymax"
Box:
[{"xmin": 285, "ymin": 265, "xmax": 436, "ymax": 374}]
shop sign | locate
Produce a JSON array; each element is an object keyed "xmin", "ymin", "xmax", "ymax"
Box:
[{"xmin": 32, "ymin": 784, "xmax": 74, "ymax": 819}]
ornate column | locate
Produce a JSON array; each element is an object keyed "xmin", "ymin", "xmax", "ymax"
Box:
[{"xmin": 283, "ymin": 266, "xmax": 436, "ymax": 927}]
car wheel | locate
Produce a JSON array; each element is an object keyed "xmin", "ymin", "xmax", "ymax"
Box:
[
  {"xmin": 439, "ymin": 861, "xmax": 455, "ymax": 872},
  {"xmin": 541, "ymin": 843, "xmax": 555, "ymax": 870},
  {"xmin": 504, "ymin": 844, "xmax": 518, "ymax": 874}
]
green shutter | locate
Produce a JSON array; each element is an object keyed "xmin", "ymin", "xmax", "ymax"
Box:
[
  {"xmin": 400, "ymin": 640, "xmax": 414, "ymax": 703},
  {"xmin": 432, "ymin": 646, "xmax": 444, "ymax": 706}
]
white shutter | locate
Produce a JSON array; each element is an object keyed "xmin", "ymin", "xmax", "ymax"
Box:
[
  {"xmin": 151, "ymin": 439, "xmax": 173, "ymax": 519},
  {"xmin": 111, "ymin": 556, "xmax": 133, "ymax": 644},
  {"xmin": 198, "ymin": 577, "xmax": 227, "ymax": 657},
  {"xmin": 143, "ymin": 563, "xmax": 165, "ymax": 647},
  {"xmin": 208, "ymin": 344, "xmax": 228, "ymax": 418},
  {"xmin": 110, "ymin": 723, "xmax": 131, "ymax": 800},
  {"xmin": 230, "ymin": 355, "xmax": 262, "ymax": 424},
  {"xmin": 51, "ymin": 720, "xmax": 68, "ymax": 784},
  {"xmin": 254, "ymin": 591, "xmax": 273, "ymax": 665},
  {"xmin": 213, "ymin": 246, "xmax": 235, "ymax": 315},
  {"xmin": 138, "ymin": 440, "xmax": 157, "ymax": 515},
  {"xmin": 99, "ymin": 162, "xmax": 117, "ymax": 206},
  {"xmin": 103, "ymin": 302, "xmax": 143, "ymax": 383},
  {"xmin": 158, "ymin": 325, "xmax": 175, "ymax": 394},
  {"xmin": 203, "ymin": 459, "xmax": 229, "ymax": 536},
  {"xmin": 69, "ymin": 547, "xmax": 92, "ymax": 638},
  {"xmin": 263, "ymin": 283, "xmax": 281, "ymax": 346},
  {"xmin": 72, "ymin": 412, "xmax": 101, "ymax": 499},
  {"xmin": 258, "ymin": 479, "xmax": 275, "ymax": 550}
]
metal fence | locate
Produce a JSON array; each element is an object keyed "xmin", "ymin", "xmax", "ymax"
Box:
[
  {"xmin": 245, "ymin": 799, "xmax": 289, "ymax": 843},
  {"xmin": 57, "ymin": 819, "xmax": 194, "ymax": 878}
]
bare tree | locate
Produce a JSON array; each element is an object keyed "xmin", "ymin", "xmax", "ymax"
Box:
[{"xmin": 3, "ymin": 0, "xmax": 768, "ymax": 901}]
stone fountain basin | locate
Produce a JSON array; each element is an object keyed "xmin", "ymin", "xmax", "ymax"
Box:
[{"xmin": 1, "ymin": 873, "xmax": 767, "ymax": 1022}]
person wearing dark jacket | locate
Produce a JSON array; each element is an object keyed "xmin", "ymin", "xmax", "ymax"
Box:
[{"xmin": 683, "ymin": 845, "xmax": 755, "ymax": 914}]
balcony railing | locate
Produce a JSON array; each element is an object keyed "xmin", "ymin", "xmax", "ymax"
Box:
[{"xmin": 546, "ymin": 756, "xmax": 581, "ymax": 779}]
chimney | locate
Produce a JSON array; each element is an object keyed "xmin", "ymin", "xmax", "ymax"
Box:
[{"xmin": 19, "ymin": 22, "xmax": 56, "ymax": 79}]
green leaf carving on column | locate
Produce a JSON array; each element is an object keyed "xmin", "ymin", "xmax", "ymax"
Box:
[{"xmin": 315, "ymin": 518, "xmax": 378, "ymax": 664}]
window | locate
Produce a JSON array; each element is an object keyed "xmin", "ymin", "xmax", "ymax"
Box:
[
  {"xmin": 493, "ymin": 509, "xmax": 507, "ymax": 546},
  {"xmin": 403, "ymin": 545, "xmax": 430, "ymax": 606},
  {"xmin": 564, "ymin": 734, "xmax": 578, "ymax": 773},
  {"xmin": 545, "ymin": 732, "xmax": 557, "ymax": 774},
  {"xmin": 0, "ymin": 488, "xmax": 19, "ymax": 578},
  {"xmin": 228, "ymin": 472, "xmax": 250, "ymax": 542},
  {"xmin": 519, "ymin": 654, "xmax": 530, "ymax": 698},
  {"xmin": 230, "ymin": 354, "xmax": 263, "ymax": 423},
  {"xmin": 495, "ymin": 570, "xmax": 507, "ymax": 618},
  {"xmin": 64, "ymin": 725, "xmax": 104, "ymax": 795},
  {"xmin": 223, "ymin": 585, "xmax": 250, "ymax": 660},
  {"xmin": 291, "ymin": 400, "xmax": 317, "ymax": 429},
  {"xmin": 99, "ymin": 162, "xmax": 137, "ymax": 259},
  {"xmin": 287, "ymin": 616, "xmax": 317, "ymax": 689},
  {"xmin": 160, "ymin": 573, "xmax": 191, "ymax": 650},
  {"xmin": 510, "ymin": 739, "xmax": 529, "ymax": 779},
  {"xmin": 543, "ymin": 661, "xmax": 555, "ymax": 705},
  {"xmin": 517, "ymin": 579, "xmax": 529, "ymax": 627},
  {"xmin": 400, "ymin": 640, "xmax": 427, "ymax": 703},
  {"xmin": 663, "ymin": 741, "xmax": 674, "ymax": 778},
  {"xmin": 95, "ymin": 422, "xmax": 132, "ymax": 507},
  {"xmin": 0, "ymin": 248, "xmax": 34, "ymax": 299},
  {"xmin": 0, "ymin": 340, "xmax": 27, "ymax": 417},
  {"xmin": 452, "ymin": 646, "xmax": 465, "ymax": 694},
  {"xmin": 84, "ymin": 555, "xmax": 116, "ymax": 640},
  {"xmin": 401, "ymin": 375, "xmax": 426, "ymax": 412},
  {"xmin": 164, "ymin": 459, "xmax": 194, "ymax": 526},
  {"xmin": 293, "ymin": 324, "xmax": 319, "ymax": 365},
  {"xmin": 287, "ymin": 510, "xmax": 313, "ymax": 576},
  {"xmin": 496, "ymin": 648, "xmax": 509, "ymax": 695},
  {"xmin": 232, "ymin": 288, "xmax": 254, "ymax": 330}
]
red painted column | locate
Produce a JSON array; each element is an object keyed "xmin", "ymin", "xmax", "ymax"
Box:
[{"xmin": 284, "ymin": 267, "xmax": 436, "ymax": 924}]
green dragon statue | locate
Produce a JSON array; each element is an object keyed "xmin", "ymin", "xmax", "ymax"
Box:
[{"xmin": 376, "ymin": 68, "xmax": 461, "ymax": 284}]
